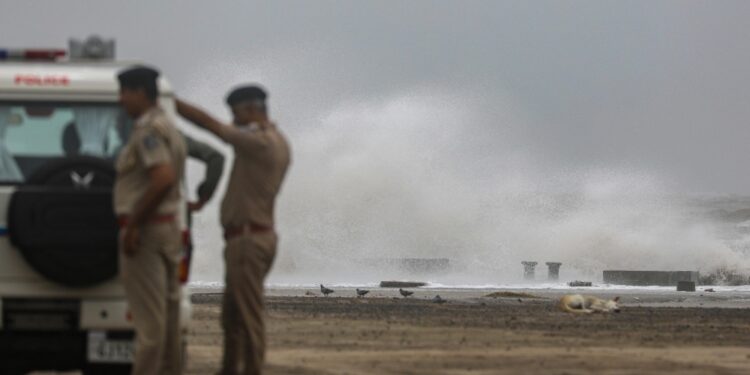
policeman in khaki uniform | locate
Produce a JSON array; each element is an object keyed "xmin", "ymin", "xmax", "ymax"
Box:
[
  {"xmin": 176, "ymin": 86, "xmax": 291, "ymax": 375},
  {"xmin": 115, "ymin": 66, "xmax": 187, "ymax": 375}
]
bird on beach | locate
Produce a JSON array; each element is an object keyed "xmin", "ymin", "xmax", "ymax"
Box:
[
  {"xmin": 399, "ymin": 288, "xmax": 414, "ymax": 298},
  {"xmin": 320, "ymin": 284, "xmax": 334, "ymax": 296},
  {"xmin": 356, "ymin": 288, "xmax": 370, "ymax": 298},
  {"xmin": 432, "ymin": 295, "xmax": 446, "ymax": 304}
]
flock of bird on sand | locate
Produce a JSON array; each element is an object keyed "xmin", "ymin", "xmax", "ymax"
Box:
[{"xmin": 319, "ymin": 284, "xmax": 447, "ymax": 304}]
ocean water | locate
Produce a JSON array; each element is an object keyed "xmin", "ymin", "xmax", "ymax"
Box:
[
  {"xmin": 189, "ymin": 280, "xmax": 750, "ymax": 293},
  {"xmin": 183, "ymin": 90, "xmax": 750, "ymax": 288}
]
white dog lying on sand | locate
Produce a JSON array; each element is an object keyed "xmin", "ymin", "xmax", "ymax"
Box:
[{"xmin": 559, "ymin": 294, "xmax": 621, "ymax": 314}]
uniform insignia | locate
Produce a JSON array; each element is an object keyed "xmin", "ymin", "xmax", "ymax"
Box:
[{"xmin": 143, "ymin": 134, "xmax": 159, "ymax": 150}]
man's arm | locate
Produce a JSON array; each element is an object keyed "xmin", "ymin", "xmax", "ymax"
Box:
[
  {"xmin": 176, "ymin": 97, "xmax": 270, "ymax": 152},
  {"xmin": 183, "ymin": 134, "xmax": 225, "ymax": 209},
  {"xmin": 175, "ymin": 99, "xmax": 225, "ymax": 136}
]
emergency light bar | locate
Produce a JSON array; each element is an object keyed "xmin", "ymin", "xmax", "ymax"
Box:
[
  {"xmin": 1, "ymin": 36, "xmax": 114, "ymax": 62},
  {"xmin": 0, "ymin": 49, "xmax": 66, "ymax": 61}
]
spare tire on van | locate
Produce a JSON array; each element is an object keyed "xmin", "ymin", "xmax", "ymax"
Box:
[{"xmin": 8, "ymin": 156, "xmax": 119, "ymax": 287}]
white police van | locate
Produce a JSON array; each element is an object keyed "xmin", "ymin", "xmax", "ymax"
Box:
[{"xmin": 0, "ymin": 36, "xmax": 192, "ymax": 374}]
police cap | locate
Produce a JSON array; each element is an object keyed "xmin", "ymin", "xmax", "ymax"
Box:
[
  {"xmin": 117, "ymin": 66, "xmax": 160, "ymax": 100},
  {"xmin": 117, "ymin": 66, "xmax": 159, "ymax": 87},
  {"xmin": 225, "ymin": 85, "xmax": 267, "ymax": 107}
]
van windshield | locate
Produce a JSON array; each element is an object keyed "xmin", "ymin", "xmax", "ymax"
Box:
[{"xmin": 0, "ymin": 102, "xmax": 131, "ymax": 183}]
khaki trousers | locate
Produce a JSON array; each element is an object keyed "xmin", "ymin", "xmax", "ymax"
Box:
[
  {"xmin": 220, "ymin": 231, "xmax": 277, "ymax": 375},
  {"xmin": 120, "ymin": 222, "xmax": 183, "ymax": 375}
]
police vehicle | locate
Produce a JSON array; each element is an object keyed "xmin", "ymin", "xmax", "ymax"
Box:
[{"xmin": 0, "ymin": 36, "xmax": 192, "ymax": 374}]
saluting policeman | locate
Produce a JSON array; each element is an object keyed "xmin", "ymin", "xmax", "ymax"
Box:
[
  {"xmin": 115, "ymin": 66, "xmax": 187, "ymax": 375},
  {"xmin": 176, "ymin": 85, "xmax": 291, "ymax": 375}
]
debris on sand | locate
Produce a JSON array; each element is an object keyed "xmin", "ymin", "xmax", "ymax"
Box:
[
  {"xmin": 484, "ymin": 291, "xmax": 541, "ymax": 299},
  {"xmin": 380, "ymin": 281, "xmax": 427, "ymax": 288},
  {"xmin": 305, "ymin": 291, "xmax": 317, "ymax": 296},
  {"xmin": 432, "ymin": 295, "xmax": 447, "ymax": 304}
]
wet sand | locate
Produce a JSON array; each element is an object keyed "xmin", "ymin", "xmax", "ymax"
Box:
[{"xmin": 186, "ymin": 288, "xmax": 750, "ymax": 374}]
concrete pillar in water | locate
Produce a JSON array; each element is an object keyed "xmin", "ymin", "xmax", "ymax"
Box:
[
  {"xmin": 546, "ymin": 262, "xmax": 562, "ymax": 281},
  {"xmin": 521, "ymin": 261, "xmax": 538, "ymax": 280}
]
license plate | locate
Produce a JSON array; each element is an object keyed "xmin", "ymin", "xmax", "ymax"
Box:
[{"xmin": 87, "ymin": 331, "xmax": 134, "ymax": 364}]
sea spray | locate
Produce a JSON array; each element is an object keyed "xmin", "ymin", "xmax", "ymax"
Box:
[{"xmin": 183, "ymin": 85, "xmax": 750, "ymax": 286}]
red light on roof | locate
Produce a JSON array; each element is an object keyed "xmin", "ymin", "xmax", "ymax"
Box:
[{"xmin": 24, "ymin": 49, "xmax": 66, "ymax": 60}]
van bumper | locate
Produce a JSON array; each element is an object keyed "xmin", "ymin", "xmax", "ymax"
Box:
[
  {"xmin": 80, "ymin": 296, "xmax": 193, "ymax": 330},
  {"xmin": 0, "ymin": 294, "xmax": 191, "ymax": 374}
]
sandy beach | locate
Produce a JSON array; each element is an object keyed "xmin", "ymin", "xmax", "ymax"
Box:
[{"xmin": 185, "ymin": 287, "xmax": 750, "ymax": 374}]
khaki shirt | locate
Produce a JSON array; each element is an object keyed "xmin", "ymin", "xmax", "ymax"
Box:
[
  {"xmin": 219, "ymin": 123, "xmax": 291, "ymax": 228},
  {"xmin": 114, "ymin": 106, "xmax": 187, "ymax": 215}
]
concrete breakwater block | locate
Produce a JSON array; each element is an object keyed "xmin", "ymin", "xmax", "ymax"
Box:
[
  {"xmin": 379, "ymin": 281, "xmax": 428, "ymax": 288},
  {"xmin": 603, "ymin": 270, "xmax": 700, "ymax": 286},
  {"xmin": 568, "ymin": 281, "xmax": 593, "ymax": 287},
  {"xmin": 677, "ymin": 281, "xmax": 696, "ymax": 292}
]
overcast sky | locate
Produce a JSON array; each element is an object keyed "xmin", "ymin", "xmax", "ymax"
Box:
[
  {"xmin": 6, "ymin": 0, "xmax": 750, "ymax": 281},
  {"xmin": 2, "ymin": 0, "xmax": 750, "ymax": 194}
]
